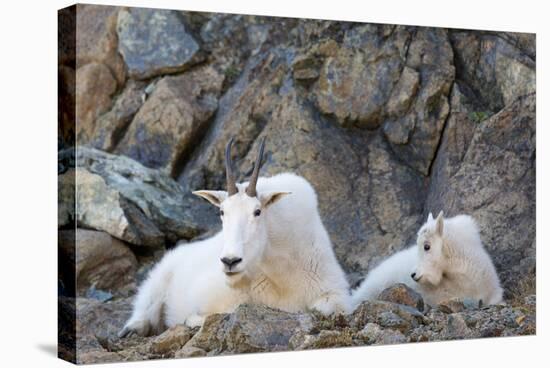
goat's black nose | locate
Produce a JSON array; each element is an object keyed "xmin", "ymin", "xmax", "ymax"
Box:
[
  {"xmin": 221, "ymin": 257, "xmax": 242, "ymax": 268},
  {"xmin": 411, "ymin": 272, "xmax": 416, "ymax": 279}
]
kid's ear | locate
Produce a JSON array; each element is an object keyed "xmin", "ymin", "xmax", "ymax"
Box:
[
  {"xmin": 428, "ymin": 212, "xmax": 434, "ymax": 222},
  {"xmin": 436, "ymin": 211, "xmax": 444, "ymax": 236},
  {"xmin": 192, "ymin": 190, "xmax": 227, "ymax": 207},
  {"xmin": 260, "ymin": 191, "xmax": 291, "ymax": 208}
]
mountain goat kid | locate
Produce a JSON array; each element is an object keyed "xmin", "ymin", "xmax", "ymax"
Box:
[
  {"xmin": 351, "ymin": 212, "xmax": 503, "ymax": 309},
  {"xmin": 119, "ymin": 138, "xmax": 351, "ymax": 337}
]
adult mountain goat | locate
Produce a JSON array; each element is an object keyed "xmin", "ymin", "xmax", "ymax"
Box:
[
  {"xmin": 119, "ymin": 138, "xmax": 351, "ymax": 337},
  {"xmin": 351, "ymin": 212, "xmax": 503, "ymax": 309}
]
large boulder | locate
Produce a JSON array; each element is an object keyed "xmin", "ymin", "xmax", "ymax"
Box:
[
  {"xmin": 314, "ymin": 25, "xmax": 408, "ymax": 129},
  {"xmin": 68, "ymin": 167, "xmax": 165, "ymax": 247},
  {"xmin": 59, "ymin": 229, "xmax": 137, "ymax": 295},
  {"xmin": 185, "ymin": 304, "xmax": 314, "ymax": 355},
  {"xmin": 74, "ymin": 147, "xmax": 213, "ymax": 244},
  {"xmin": 89, "ymin": 80, "xmax": 146, "ymax": 151},
  {"xmin": 378, "ymin": 284, "xmax": 425, "ymax": 311},
  {"xmin": 149, "ymin": 325, "xmax": 195, "ymax": 355},
  {"xmin": 115, "ymin": 66, "xmax": 224, "ymax": 174},
  {"xmin": 117, "ymin": 8, "xmax": 201, "ymax": 79}
]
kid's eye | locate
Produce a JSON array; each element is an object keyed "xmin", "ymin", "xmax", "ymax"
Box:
[
  {"xmin": 424, "ymin": 243, "xmax": 430, "ymax": 251},
  {"xmin": 254, "ymin": 209, "xmax": 261, "ymax": 217}
]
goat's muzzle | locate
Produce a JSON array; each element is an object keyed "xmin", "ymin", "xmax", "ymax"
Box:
[{"xmin": 221, "ymin": 257, "xmax": 243, "ymax": 273}]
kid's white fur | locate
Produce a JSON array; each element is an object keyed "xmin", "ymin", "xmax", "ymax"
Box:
[
  {"xmin": 351, "ymin": 212, "xmax": 503, "ymax": 309},
  {"xmin": 120, "ymin": 173, "xmax": 351, "ymax": 337}
]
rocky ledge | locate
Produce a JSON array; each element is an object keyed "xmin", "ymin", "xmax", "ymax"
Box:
[{"xmin": 70, "ymin": 284, "xmax": 535, "ymax": 363}]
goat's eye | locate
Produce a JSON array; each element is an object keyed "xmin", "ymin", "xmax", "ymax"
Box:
[
  {"xmin": 254, "ymin": 209, "xmax": 261, "ymax": 217},
  {"xmin": 220, "ymin": 209, "xmax": 224, "ymax": 216},
  {"xmin": 424, "ymin": 243, "xmax": 430, "ymax": 251}
]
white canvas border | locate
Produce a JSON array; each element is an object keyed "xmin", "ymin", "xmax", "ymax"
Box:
[{"xmin": 0, "ymin": 0, "xmax": 545, "ymax": 367}]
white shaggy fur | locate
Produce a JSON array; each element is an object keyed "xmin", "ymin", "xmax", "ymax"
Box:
[
  {"xmin": 351, "ymin": 212, "xmax": 503, "ymax": 309},
  {"xmin": 120, "ymin": 173, "xmax": 351, "ymax": 337}
]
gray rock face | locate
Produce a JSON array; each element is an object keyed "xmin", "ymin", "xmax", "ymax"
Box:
[
  {"xmin": 89, "ymin": 80, "xmax": 146, "ymax": 151},
  {"xmin": 73, "ymin": 147, "xmax": 213, "ymax": 245},
  {"xmin": 310, "ymin": 26, "xmax": 454, "ymax": 175},
  {"xmin": 425, "ymin": 93, "xmax": 536, "ymax": 295},
  {"xmin": 65, "ymin": 167, "xmax": 164, "ymax": 247},
  {"xmin": 117, "ymin": 8, "xmax": 200, "ymax": 79},
  {"xmin": 450, "ymin": 30, "xmax": 535, "ymax": 112},
  {"xmin": 176, "ymin": 48, "xmax": 290, "ymax": 193},
  {"xmin": 314, "ymin": 26, "xmax": 406, "ymax": 129},
  {"xmin": 115, "ymin": 66, "xmax": 224, "ymax": 174},
  {"xmin": 383, "ymin": 28, "xmax": 455, "ymax": 175}
]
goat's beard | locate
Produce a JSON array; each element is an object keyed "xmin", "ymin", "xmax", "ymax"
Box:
[{"xmin": 225, "ymin": 271, "xmax": 250, "ymax": 288}]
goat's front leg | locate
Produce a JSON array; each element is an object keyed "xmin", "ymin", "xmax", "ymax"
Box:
[
  {"xmin": 309, "ymin": 291, "xmax": 351, "ymax": 315},
  {"xmin": 119, "ymin": 262, "xmax": 172, "ymax": 338}
]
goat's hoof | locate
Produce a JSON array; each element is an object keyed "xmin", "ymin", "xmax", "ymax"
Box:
[
  {"xmin": 118, "ymin": 320, "xmax": 149, "ymax": 338},
  {"xmin": 310, "ymin": 299, "xmax": 335, "ymax": 316},
  {"xmin": 118, "ymin": 326, "xmax": 133, "ymax": 338},
  {"xmin": 118, "ymin": 327, "xmax": 141, "ymax": 338}
]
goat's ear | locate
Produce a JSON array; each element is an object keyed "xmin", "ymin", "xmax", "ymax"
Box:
[
  {"xmin": 428, "ymin": 212, "xmax": 434, "ymax": 222},
  {"xmin": 192, "ymin": 190, "xmax": 227, "ymax": 207},
  {"xmin": 260, "ymin": 191, "xmax": 291, "ymax": 208},
  {"xmin": 435, "ymin": 211, "xmax": 444, "ymax": 236}
]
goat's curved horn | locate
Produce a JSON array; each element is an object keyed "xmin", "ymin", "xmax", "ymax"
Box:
[
  {"xmin": 225, "ymin": 138, "xmax": 238, "ymax": 196},
  {"xmin": 246, "ymin": 137, "xmax": 266, "ymax": 197}
]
